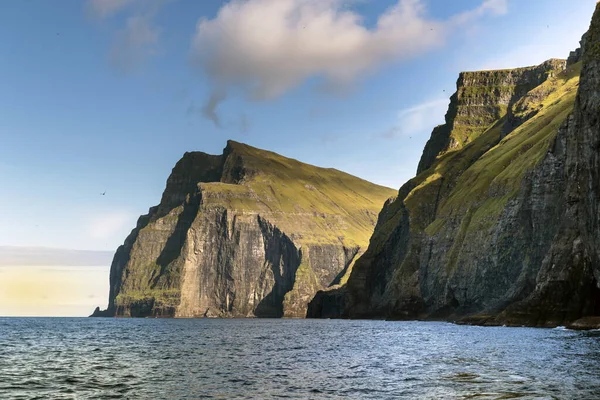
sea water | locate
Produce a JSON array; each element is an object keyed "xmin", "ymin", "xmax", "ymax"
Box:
[{"xmin": 1, "ymin": 318, "xmax": 599, "ymax": 399}]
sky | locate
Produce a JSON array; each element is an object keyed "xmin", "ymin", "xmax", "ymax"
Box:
[{"xmin": 0, "ymin": 0, "xmax": 597, "ymax": 315}]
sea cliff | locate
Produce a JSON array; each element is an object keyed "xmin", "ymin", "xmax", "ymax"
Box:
[
  {"xmin": 308, "ymin": 6, "xmax": 600, "ymax": 329},
  {"xmin": 92, "ymin": 141, "xmax": 395, "ymax": 318}
]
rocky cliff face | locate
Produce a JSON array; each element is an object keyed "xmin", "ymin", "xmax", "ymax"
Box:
[
  {"xmin": 417, "ymin": 59, "xmax": 566, "ymax": 174},
  {"xmin": 309, "ymin": 7, "xmax": 600, "ymax": 328},
  {"xmin": 92, "ymin": 141, "xmax": 395, "ymax": 318}
]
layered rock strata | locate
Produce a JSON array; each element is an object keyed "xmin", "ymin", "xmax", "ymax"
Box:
[{"xmin": 92, "ymin": 141, "xmax": 395, "ymax": 318}]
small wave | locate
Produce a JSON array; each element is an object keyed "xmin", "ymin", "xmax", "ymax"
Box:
[
  {"xmin": 445, "ymin": 372, "xmax": 481, "ymax": 383},
  {"xmin": 553, "ymin": 326, "xmax": 570, "ymax": 331}
]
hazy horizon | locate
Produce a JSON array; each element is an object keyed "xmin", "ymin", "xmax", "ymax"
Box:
[{"xmin": 0, "ymin": 247, "xmax": 111, "ymax": 316}]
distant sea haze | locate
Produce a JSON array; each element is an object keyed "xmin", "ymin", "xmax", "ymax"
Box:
[
  {"xmin": 0, "ymin": 246, "xmax": 113, "ymax": 267},
  {"xmin": 0, "ymin": 247, "xmax": 111, "ymax": 317}
]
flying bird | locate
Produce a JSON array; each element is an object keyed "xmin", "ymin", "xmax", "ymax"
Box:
[{"xmin": 101, "ymin": 191, "xmax": 106, "ymax": 196}]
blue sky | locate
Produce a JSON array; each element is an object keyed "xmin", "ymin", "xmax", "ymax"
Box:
[{"xmin": 0, "ymin": 0, "xmax": 596, "ymax": 253}]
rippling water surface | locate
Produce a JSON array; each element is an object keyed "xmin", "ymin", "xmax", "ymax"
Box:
[{"xmin": 1, "ymin": 318, "xmax": 600, "ymax": 399}]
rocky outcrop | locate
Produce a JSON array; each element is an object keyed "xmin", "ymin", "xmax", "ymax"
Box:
[
  {"xmin": 567, "ymin": 32, "xmax": 588, "ymax": 66},
  {"xmin": 92, "ymin": 141, "xmax": 395, "ymax": 318},
  {"xmin": 309, "ymin": 8, "xmax": 600, "ymax": 328},
  {"xmin": 417, "ymin": 59, "xmax": 566, "ymax": 174}
]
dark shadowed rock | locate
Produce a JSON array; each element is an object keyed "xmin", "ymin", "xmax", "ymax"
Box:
[{"xmin": 568, "ymin": 317, "xmax": 600, "ymax": 330}]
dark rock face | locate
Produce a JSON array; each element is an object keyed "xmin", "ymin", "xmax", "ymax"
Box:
[
  {"xmin": 568, "ymin": 316, "xmax": 600, "ymax": 330},
  {"xmin": 499, "ymin": 9, "xmax": 600, "ymax": 326},
  {"xmin": 92, "ymin": 141, "xmax": 395, "ymax": 318},
  {"xmin": 308, "ymin": 6, "xmax": 600, "ymax": 328},
  {"xmin": 175, "ymin": 211, "xmax": 303, "ymax": 318}
]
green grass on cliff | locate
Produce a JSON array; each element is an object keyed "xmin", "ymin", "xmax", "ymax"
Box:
[
  {"xmin": 417, "ymin": 62, "xmax": 581, "ymax": 236},
  {"xmin": 357, "ymin": 61, "xmax": 581, "ymax": 286},
  {"xmin": 442, "ymin": 60, "xmax": 566, "ymax": 153},
  {"xmin": 115, "ymin": 139, "xmax": 396, "ymax": 315},
  {"xmin": 115, "ymin": 288, "xmax": 180, "ymax": 308},
  {"xmin": 198, "ymin": 142, "xmax": 397, "ymax": 247}
]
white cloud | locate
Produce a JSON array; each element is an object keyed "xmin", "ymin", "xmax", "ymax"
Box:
[
  {"xmin": 189, "ymin": 0, "xmax": 508, "ymax": 108},
  {"xmin": 480, "ymin": 0, "xmax": 508, "ymax": 15},
  {"xmin": 383, "ymin": 98, "xmax": 449, "ymax": 139},
  {"xmin": 450, "ymin": 0, "xmax": 507, "ymax": 26},
  {"xmin": 88, "ymin": 212, "xmax": 134, "ymax": 240}
]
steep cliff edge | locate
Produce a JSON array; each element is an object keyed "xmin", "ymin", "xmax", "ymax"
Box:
[
  {"xmin": 417, "ymin": 59, "xmax": 566, "ymax": 174},
  {"xmin": 309, "ymin": 7, "xmax": 600, "ymax": 328},
  {"xmin": 92, "ymin": 141, "xmax": 395, "ymax": 318}
]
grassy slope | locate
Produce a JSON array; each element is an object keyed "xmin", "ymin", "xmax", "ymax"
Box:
[
  {"xmin": 116, "ymin": 144, "xmax": 396, "ymax": 309},
  {"xmin": 445, "ymin": 59, "xmax": 566, "ymax": 154},
  {"xmin": 429, "ymin": 63, "xmax": 580, "ymax": 234},
  {"xmin": 360, "ymin": 63, "xmax": 580, "ymax": 273},
  {"xmin": 202, "ymin": 141, "xmax": 397, "ymax": 247}
]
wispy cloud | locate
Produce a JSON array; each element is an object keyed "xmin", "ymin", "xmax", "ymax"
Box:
[
  {"xmin": 201, "ymin": 89, "xmax": 227, "ymax": 128},
  {"xmin": 87, "ymin": 0, "xmax": 166, "ymax": 72},
  {"xmin": 449, "ymin": 0, "xmax": 507, "ymax": 26},
  {"xmin": 382, "ymin": 98, "xmax": 449, "ymax": 139},
  {"xmin": 87, "ymin": 0, "xmax": 136, "ymax": 19},
  {"xmin": 189, "ymin": 0, "xmax": 508, "ymax": 113},
  {"xmin": 109, "ymin": 14, "xmax": 160, "ymax": 72},
  {"xmin": 187, "ymin": 96, "xmax": 251, "ymax": 134}
]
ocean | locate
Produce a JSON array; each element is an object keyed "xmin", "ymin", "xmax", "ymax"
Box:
[{"xmin": 1, "ymin": 318, "xmax": 599, "ymax": 399}]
